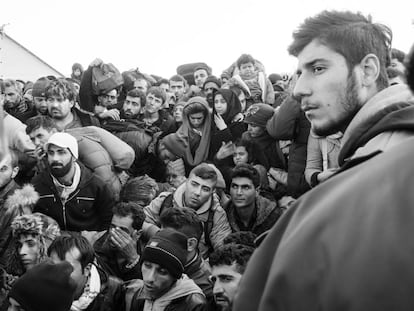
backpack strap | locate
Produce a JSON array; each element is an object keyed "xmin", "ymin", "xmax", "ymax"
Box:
[
  {"xmin": 159, "ymin": 193, "xmax": 174, "ymax": 216},
  {"xmin": 203, "ymin": 199, "xmax": 215, "ymax": 253}
]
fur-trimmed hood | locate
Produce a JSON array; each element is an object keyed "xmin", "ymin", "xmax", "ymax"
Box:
[{"xmin": 4, "ymin": 184, "xmax": 39, "ymax": 214}]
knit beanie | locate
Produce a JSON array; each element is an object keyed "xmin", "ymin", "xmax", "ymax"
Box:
[
  {"xmin": 9, "ymin": 260, "xmax": 76, "ymax": 311},
  {"xmin": 141, "ymin": 228, "xmax": 188, "ymax": 279},
  {"xmin": 244, "ymin": 103, "xmax": 274, "ymax": 128},
  {"xmin": 32, "ymin": 77, "xmax": 51, "ymax": 98},
  {"xmin": 203, "ymin": 75, "xmax": 222, "ymax": 89},
  {"xmin": 162, "ymin": 133, "xmax": 188, "ymax": 158}
]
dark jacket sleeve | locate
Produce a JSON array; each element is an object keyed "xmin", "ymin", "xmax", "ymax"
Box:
[
  {"xmin": 95, "ymin": 182, "xmax": 115, "ymax": 230},
  {"xmin": 266, "ymin": 96, "xmax": 300, "ymax": 140},
  {"xmin": 79, "ymin": 66, "xmax": 99, "ymax": 112}
]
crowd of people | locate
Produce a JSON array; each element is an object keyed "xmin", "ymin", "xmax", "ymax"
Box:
[{"xmin": 0, "ymin": 9, "xmax": 414, "ymax": 311}]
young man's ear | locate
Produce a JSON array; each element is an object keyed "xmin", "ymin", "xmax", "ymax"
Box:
[
  {"xmin": 11, "ymin": 166, "xmax": 19, "ymax": 179},
  {"xmin": 187, "ymin": 237, "xmax": 198, "ymax": 252},
  {"xmin": 359, "ymin": 53, "xmax": 381, "ymax": 88},
  {"xmin": 132, "ymin": 229, "xmax": 143, "ymax": 241}
]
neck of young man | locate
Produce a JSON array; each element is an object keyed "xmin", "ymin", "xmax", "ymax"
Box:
[
  {"xmin": 144, "ymin": 110, "xmax": 159, "ymax": 123},
  {"xmin": 236, "ymin": 200, "xmax": 256, "ymax": 227},
  {"xmin": 53, "ymin": 112, "xmax": 74, "ymax": 130},
  {"xmin": 55, "ymin": 164, "xmax": 76, "ymax": 186}
]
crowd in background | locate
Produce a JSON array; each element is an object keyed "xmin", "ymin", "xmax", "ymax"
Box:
[{"xmin": 1, "ymin": 8, "xmax": 414, "ymax": 311}]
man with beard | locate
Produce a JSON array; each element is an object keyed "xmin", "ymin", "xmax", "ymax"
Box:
[
  {"xmin": 32, "ymin": 132, "xmax": 114, "ymax": 232},
  {"xmin": 209, "ymin": 244, "xmax": 254, "ymax": 311},
  {"xmin": 94, "ymin": 202, "xmax": 145, "ymax": 281},
  {"xmin": 203, "ymin": 75, "xmax": 221, "ymax": 108},
  {"xmin": 1, "ymin": 79, "xmax": 32, "ymax": 122},
  {"xmin": 234, "ymin": 11, "xmax": 414, "ymax": 311},
  {"xmin": 46, "ymin": 78, "xmax": 100, "ymax": 130}
]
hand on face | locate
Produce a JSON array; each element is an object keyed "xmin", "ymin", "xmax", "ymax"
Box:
[
  {"xmin": 214, "ymin": 113, "xmax": 227, "ymax": 131},
  {"xmin": 110, "ymin": 227, "xmax": 139, "ymax": 262}
]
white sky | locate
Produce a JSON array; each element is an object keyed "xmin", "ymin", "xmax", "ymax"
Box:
[{"xmin": 1, "ymin": 0, "xmax": 413, "ymax": 79}]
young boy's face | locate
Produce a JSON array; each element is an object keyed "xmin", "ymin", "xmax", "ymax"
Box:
[
  {"xmin": 239, "ymin": 62, "xmax": 255, "ymax": 76},
  {"xmin": 145, "ymin": 93, "xmax": 163, "ymax": 114}
]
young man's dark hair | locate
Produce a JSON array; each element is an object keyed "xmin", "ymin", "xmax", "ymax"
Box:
[
  {"xmin": 223, "ymin": 231, "xmax": 257, "ymax": 248},
  {"xmin": 147, "ymin": 86, "xmax": 166, "ymax": 104},
  {"xmin": 406, "ymin": 44, "xmax": 414, "ymax": 92},
  {"xmin": 191, "ymin": 162, "xmax": 218, "ymax": 183},
  {"xmin": 231, "ymin": 163, "xmax": 260, "ymax": 188},
  {"xmin": 236, "ymin": 54, "xmax": 255, "ymax": 69},
  {"xmin": 169, "ymin": 74, "xmax": 187, "ymax": 85},
  {"xmin": 287, "ymin": 10, "xmax": 392, "ymax": 91},
  {"xmin": 47, "ymin": 233, "xmax": 94, "ymax": 271},
  {"xmin": 120, "ymin": 175, "xmax": 159, "ymax": 206},
  {"xmin": 112, "ymin": 202, "xmax": 145, "ymax": 231},
  {"xmin": 126, "ymin": 88, "xmax": 146, "ymax": 106},
  {"xmin": 25, "ymin": 115, "xmax": 58, "ymax": 134},
  {"xmin": 210, "ymin": 243, "xmax": 254, "ymax": 274},
  {"xmin": 160, "ymin": 207, "xmax": 203, "ymax": 242},
  {"xmin": 45, "ymin": 78, "xmax": 77, "ymax": 102}
]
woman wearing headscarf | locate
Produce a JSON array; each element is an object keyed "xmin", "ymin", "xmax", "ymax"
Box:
[{"xmin": 209, "ymin": 89, "xmax": 246, "ymax": 159}]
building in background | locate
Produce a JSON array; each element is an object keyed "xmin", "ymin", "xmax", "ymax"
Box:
[{"xmin": 0, "ymin": 29, "xmax": 63, "ymax": 82}]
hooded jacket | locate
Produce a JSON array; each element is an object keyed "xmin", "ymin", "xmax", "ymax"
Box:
[
  {"xmin": 125, "ymin": 275, "xmax": 206, "ymax": 311},
  {"xmin": 224, "ymin": 194, "xmax": 284, "ymax": 236},
  {"xmin": 233, "ymin": 84, "xmax": 414, "ymax": 311},
  {"xmin": 144, "ymin": 182, "xmax": 232, "ymax": 258}
]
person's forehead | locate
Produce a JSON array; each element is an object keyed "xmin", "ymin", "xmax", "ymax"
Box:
[
  {"xmin": 47, "ymin": 144, "xmax": 69, "ymax": 152},
  {"xmin": 204, "ymin": 82, "xmax": 219, "ymax": 89},
  {"xmin": 147, "ymin": 92, "xmax": 162, "ymax": 100},
  {"xmin": 112, "ymin": 214, "xmax": 133, "ymax": 227},
  {"xmin": 189, "ymin": 112, "xmax": 204, "ymax": 119},
  {"xmin": 4, "ymin": 86, "xmax": 18, "ymax": 93},
  {"xmin": 170, "ymin": 80, "xmax": 184, "ymax": 87},
  {"xmin": 126, "ymin": 96, "xmax": 141, "ymax": 104},
  {"xmin": 194, "ymin": 69, "xmax": 208, "ymax": 76},
  {"xmin": 105, "ymin": 89, "xmax": 117, "ymax": 96},
  {"xmin": 18, "ymin": 234, "xmax": 38, "ymax": 243},
  {"xmin": 297, "ymin": 39, "xmax": 346, "ymax": 69},
  {"xmin": 235, "ymin": 146, "xmax": 247, "ymax": 152},
  {"xmin": 189, "ymin": 174, "xmax": 215, "ymax": 187},
  {"xmin": 135, "ymin": 79, "xmax": 148, "ymax": 86},
  {"xmin": 30, "ymin": 126, "xmax": 50, "ymax": 136},
  {"xmin": 231, "ymin": 176, "xmax": 254, "ymax": 187},
  {"xmin": 211, "ymin": 263, "xmax": 241, "ymax": 276}
]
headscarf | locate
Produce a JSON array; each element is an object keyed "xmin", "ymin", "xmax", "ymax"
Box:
[
  {"xmin": 213, "ymin": 89, "xmax": 242, "ymax": 125},
  {"xmin": 176, "ymin": 97, "xmax": 212, "ymax": 167}
]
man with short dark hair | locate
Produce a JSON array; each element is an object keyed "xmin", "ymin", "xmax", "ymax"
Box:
[
  {"xmin": 235, "ymin": 10, "xmax": 414, "ymax": 311},
  {"xmin": 1, "ymin": 79, "xmax": 31, "ymax": 122},
  {"xmin": 48, "ymin": 234, "xmax": 125, "ymax": 311},
  {"xmin": 169, "ymin": 74, "xmax": 187, "ymax": 101},
  {"xmin": 209, "ymin": 244, "xmax": 254, "ymax": 311},
  {"xmin": 144, "ymin": 163, "xmax": 231, "ymax": 258},
  {"xmin": 124, "ymin": 229, "xmax": 206, "ymax": 311},
  {"xmin": 94, "ymin": 202, "xmax": 145, "ymax": 281},
  {"xmin": 224, "ymin": 163, "xmax": 284, "ymax": 236}
]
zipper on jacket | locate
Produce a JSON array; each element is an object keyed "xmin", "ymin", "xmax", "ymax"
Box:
[{"xmin": 60, "ymin": 189, "xmax": 81, "ymax": 230}]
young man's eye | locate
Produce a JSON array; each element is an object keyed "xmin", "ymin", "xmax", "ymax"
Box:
[{"xmin": 313, "ymin": 66, "xmax": 325, "ymax": 74}]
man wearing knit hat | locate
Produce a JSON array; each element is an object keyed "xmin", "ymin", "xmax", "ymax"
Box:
[
  {"xmin": 125, "ymin": 228, "xmax": 206, "ymax": 311},
  {"xmin": 8, "ymin": 260, "xmax": 77, "ymax": 311},
  {"xmin": 32, "ymin": 132, "xmax": 114, "ymax": 232}
]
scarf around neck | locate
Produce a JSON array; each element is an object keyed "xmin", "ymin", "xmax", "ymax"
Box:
[{"xmin": 71, "ymin": 264, "xmax": 101, "ymax": 311}]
